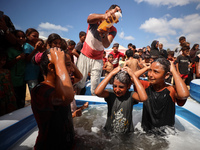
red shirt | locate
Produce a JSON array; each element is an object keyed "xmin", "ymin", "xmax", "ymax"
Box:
[
  {"xmin": 109, "ymin": 51, "xmax": 125, "ymax": 68},
  {"xmin": 103, "ymin": 57, "xmax": 107, "ymax": 65}
]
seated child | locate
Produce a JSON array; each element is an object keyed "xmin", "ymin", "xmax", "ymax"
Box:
[
  {"xmin": 136, "ymin": 58, "xmax": 189, "ymax": 134},
  {"xmin": 124, "ymin": 49, "xmax": 140, "ymax": 72},
  {"xmin": 94, "ymin": 66, "xmax": 147, "ymax": 134}
]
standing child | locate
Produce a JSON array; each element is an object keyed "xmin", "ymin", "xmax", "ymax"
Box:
[
  {"xmin": 175, "ymin": 46, "xmax": 192, "ymax": 82},
  {"xmin": 67, "ymin": 40, "xmax": 76, "ymax": 63},
  {"xmin": 0, "ymin": 51, "xmax": 17, "ymax": 116},
  {"xmin": 33, "ymin": 33, "xmax": 62, "ymax": 65},
  {"xmin": 136, "ymin": 58, "xmax": 189, "ymax": 134},
  {"xmin": 94, "ymin": 66, "xmax": 147, "ymax": 133},
  {"xmin": 138, "ymin": 49, "xmax": 143, "ymax": 62},
  {"xmin": 101, "ymin": 51, "xmax": 107, "ymax": 76},
  {"xmin": 167, "ymin": 51, "xmax": 175, "ymax": 62},
  {"xmin": 6, "ymin": 30, "xmax": 26, "ymax": 109},
  {"xmin": 195, "ymin": 54, "xmax": 200, "ymax": 79},
  {"xmin": 72, "ymin": 31, "xmax": 86, "ymax": 59},
  {"xmin": 23, "ymin": 28, "xmax": 41, "ymax": 91},
  {"xmin": 31, "ymin": 47, "xmax": 75, "ymax": 149},
  {"xmin": 103, "ymin": 54, "xmax": 114, "ymax": 77},
  {"xmin": 109, "ymin": 43, "xmax": 125, "ymax": 68}
]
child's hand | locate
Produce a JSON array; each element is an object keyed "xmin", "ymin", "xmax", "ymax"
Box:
[
  {"xmin": 73, "ymin": 108, "xmax": 82, "ymax": 118},
  {"xmin": 16, "ymin": 53, "xmax": 25, "ymax": 60},
  {"xmin": 48, "ymin": 47, "xmax": 65, "ymax": 65},
  {"xmin": 169, "ymin": 61, "xmax": 176, "ymax": 73},
  {"xmin": 111, "ymin": 66, "xmax": 121, "ymax": 75},
  {"xmin": 123, "ymin": 66, "xmax": 135, "ymax": 76},
  {"xmin": 35, "ymin": 40, "xmax": 43, "ymax": 51}
]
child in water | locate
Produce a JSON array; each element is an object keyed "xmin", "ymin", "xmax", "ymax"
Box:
[
  {"xmin": 31, "ymin": 48, "xmax": 75, "ymax": 149},
  {"xmin": 94, "ymin": 66, "xmax": 147, "ymax": 133},
  {"xmin": 136, "ymin": 58, "xmax": 189, "ymax": 134}
]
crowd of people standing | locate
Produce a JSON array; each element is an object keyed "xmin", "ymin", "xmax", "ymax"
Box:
[{"xmin": 0, "ymin": 4, "xmax": 199, "ymax": 149}]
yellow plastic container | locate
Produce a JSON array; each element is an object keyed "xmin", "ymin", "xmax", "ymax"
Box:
[{"xmin": 98, "ymin": 12, "xmax": 122, "ymax": 31}]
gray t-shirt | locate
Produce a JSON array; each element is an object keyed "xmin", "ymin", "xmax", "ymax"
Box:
[
  {"xmin": 104, "ymin": 90, "xmax": 138, "ymax": 133},
  {"xmin": 75, "ymin": 41, "xmax": 83, "ymax": 55}
]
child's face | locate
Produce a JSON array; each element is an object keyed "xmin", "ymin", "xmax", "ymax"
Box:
[
  {"xmin": 149, "ymin": 58, "xmax": 154, "ymax": 63},
  {"xmin": 16, "ymin": 32, "xmax": 26, "ymax": 46},
  {"xmin": 108, "ymin": 56, "xmax": 113, "ymax": 62},
  {"xmin": 65, "ymin": 54, "xmax": 75, "ymax": 75},
  {"xmin": 103, "ymin": 53, "xmax": 106, "ymax": 58},
  {"xmin": 182, "ymin": 49, "xmax": 190, "ymax": 56},
  {"xmin": 68, "ymin": 44, "xmax": 75, "ymax": 51},
  {"xmin": 144, "ymin": 58, "xmax": 150, "ymax": 63},
  {"xmin": 51, "ymin": 39, "xmax": 61, "ymax": 48},
  {"xmin": 148, "ymin": 62, "xmax": 166, "ymax": 85},
  {"xmin": 139, "ymin": 52, "xmax": 142, "ymax": 56},
  {"xmin": 80, "ymin": 35, "xmax": 86, "ymax": 43},
  {"xmin": 113, "ymin": 79, "xmax": 128, "ymax": 97},
  {"xmin": 27, "ymin": 31, "xmax": 39, "ymax": 44},
  {"xmin": 168, "ymin": 55, "xmax": 173, "ymax": 60},
  {"xmin": 195, "ymin": 45, "xmax": 199, "ymax": 50}
]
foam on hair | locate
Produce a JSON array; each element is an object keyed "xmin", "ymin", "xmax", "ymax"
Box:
[{"xmin": 114, "ymin": 70, "xmax": 131, "ymax": 85}]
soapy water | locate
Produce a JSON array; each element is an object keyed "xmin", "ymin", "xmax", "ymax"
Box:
[{"xmin": 73, "ymin": 105, "xmax": 200, "ymax": 150}]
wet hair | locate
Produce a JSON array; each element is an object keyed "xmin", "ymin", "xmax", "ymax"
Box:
[
  {"xmin": 79, "ymin": 31, "xmax": 86, "ymax": 37},
  {"xmin": 68, "ymin": 40, "xmax": 76, "ymax": 46},
  {"xmin": 47, "ymin": 33, "xmax": 62, "ymax": 48},
  {"xmin": 125, "ymin": 49, "xmax": 133, "ymax": 58},
  {"xmin": 108, "ymin": 54, "xmax": 113, "ymax": 58},
  {"xmin": 40, "ymin": 48, "xmax": 70, "ymax": 76},
  {"xmin": 153, "ymin": 58, "xmax": 170, "ymax": 74},
  {"xmin": 40, "ymin": 49, "xmax": 51, "ymax": 76},
  {"xmin": 114, "ymin": 70, "xmax": 131, "ymax": 86}
]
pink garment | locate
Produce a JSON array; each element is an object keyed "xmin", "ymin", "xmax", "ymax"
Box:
[{"xmin": 35, "ymin": 52, "xmax": 43, "ymax": 65}]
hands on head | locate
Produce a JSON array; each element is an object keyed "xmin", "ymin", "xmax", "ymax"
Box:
[{"xmin": 47, "ymin": 47, "xmax": 65, "ymax": 65}]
